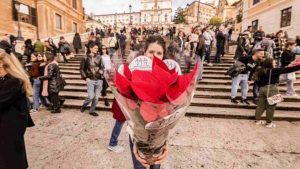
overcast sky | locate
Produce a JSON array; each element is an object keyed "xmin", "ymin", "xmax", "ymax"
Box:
[{"xmin": 83, "ymin": 0, "xmax": 215, "ymax": 15}]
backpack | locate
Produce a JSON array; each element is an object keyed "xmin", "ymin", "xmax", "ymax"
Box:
[
  {"xmin": 60, "ymin": 43, "xmax": 70, "ymax": 53},
  {"xmin": 225, "ymin": 61, "xmax": 246, "ymax": 78}
]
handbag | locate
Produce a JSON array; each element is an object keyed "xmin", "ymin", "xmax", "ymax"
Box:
[
  {"xmin": 267, "ymin": 69, "xmax": 284, "ymax": 105},
  {"xmin": 58, "ymin": 68, "xmax": 67, "ymax": 91},
  {"xmin": 287, "ymin": 72, "xmax": 296, "ymax": 81}
]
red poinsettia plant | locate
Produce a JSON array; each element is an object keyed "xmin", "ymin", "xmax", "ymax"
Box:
[
  {"xmin": 106, "ymin": 55, "xmax": 199, "ymax": 164},
  {"xmin": 114, "ymin": 56, "xmax": 198, "ymax": 123}
]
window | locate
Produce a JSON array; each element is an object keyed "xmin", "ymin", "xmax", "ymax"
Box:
[
  {"xmin": 55, "ymin": 13, "xmax": 62, "ymax": 29},
  {"xmin": 72, "ymin": 22, "xmax": 77, "ymax": 33},
  {"xmin": 12, "ymin": 2, "xmax": 37, "ymax": 26},
  {"xmin": 72, "ymin": 0, "xmax": 77, "ymax": 9},
  {"xmin": 281, "ymin": 7, "xmax": 292, "ymax": 28},
  {"xmin": 253, "ymin": 0, "xmax": 260, "ymax": 5},
  {"xmin": 252, "ymin": 19, "xmax": 258, "ymax": 31}
]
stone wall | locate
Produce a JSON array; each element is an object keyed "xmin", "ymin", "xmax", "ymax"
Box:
[{"xmin": 0, "ymin": 0, "xmax": 37, "ymax": 39}]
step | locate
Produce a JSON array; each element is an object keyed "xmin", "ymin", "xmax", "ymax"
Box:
[
  {"xmin": 186, "ymin": 106, "xmax": 300, "ymax": 121},
  {"xmin": 60, "ymin": 91, "xmax": 114, "ymax": 100},
  {"xmin": 63, "ymin": 99, "xmax": 111, "ymax": 111},
  {"xmin": 197, "ymin": 84, "xmax": 300, "ymax": 93},
  {"xmin": 63, "ymin": 78, "xmax": 300, "ymax": 87},
  {"xmin": 60, "ymin": 69, "xmax": 230, "ymax": 75},
  {"xmin": 193, "ymin": 90, "xmax": 300, "ymax": 102},
  {"xmin": 62, "ymin": 82, "xmax": 300, "ymax": 93},
  {"xmin": 190, "ymin": 98, "xmax": 300, "ymax": 111},
  {"xmin": 198, "ymin": 79, "xmax": 300, "ymax": 86},
  {"xmin": 60, "ymin": 89, "xmax": 300, "ymax": 103},
  {"xmin": 61, "ymin": 74, "xmax": 234, "ymax": 80}
]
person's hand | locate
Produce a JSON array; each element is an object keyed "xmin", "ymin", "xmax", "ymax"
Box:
[
  {"xmin": 133, "ymin": 144, "xmax": 169, "ymax": 168},
  {"xmin": 243, "ymin": 52, "xmax": 247, "ymax": 56},
  {"xmin": 154, "ymin": 145, "xmax": 169, "ymax": 165},
  {"xmin": 86, "ymin": 78, "xmax": 90, "ymax": 83},
  {"xmin": 133, "ymin": 144, "xmax": 150, "ymax": 168}
]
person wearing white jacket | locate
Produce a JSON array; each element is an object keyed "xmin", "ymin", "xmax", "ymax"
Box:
[{"xmin": 203, "ymin": 27, "xmax": 213, "ymax": 66}]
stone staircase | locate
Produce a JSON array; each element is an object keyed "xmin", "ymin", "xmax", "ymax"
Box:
[{"xmin": 58, "ymin": 53, "xmax": 300, "ymax": 121}]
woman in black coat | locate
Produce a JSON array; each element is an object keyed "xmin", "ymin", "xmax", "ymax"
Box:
[
  {"xmin": 0, "ymin": 50, "xmax": 34, "ymax": 169},
  {"xmin": 39, "ymin": 52, "xmax": 63, "ymax": 113},
  {"xmin": 73, "ymin": 33, "xmax": 82, "ymax": 54}
]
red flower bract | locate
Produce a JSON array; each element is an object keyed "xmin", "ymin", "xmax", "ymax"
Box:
[
  {"xmin": 115, "ymin": 70, "xmax": 133, "ymax": 99},
  {"xmin": 131, "ymin": 70, "xmax": 164, "ymax": 103},
  {"xmin": 140, "ymin": 102, "xmax": 159, "ymax": 122},
  {"xmin": 167, "ymin": 63, "xmax": 199, "ymax": 101},
  {"xmin": 123, "ymin": 64, "xmax": 132, "ymax": 80}
]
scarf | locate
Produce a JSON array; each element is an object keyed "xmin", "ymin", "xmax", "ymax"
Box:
[{"xmin": 42, "ymin": 60, "xmax": 59, "ymax": 96}]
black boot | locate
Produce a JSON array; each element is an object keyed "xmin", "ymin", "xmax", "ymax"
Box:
[
  {"xmin": 51, "ymin": 108, "xmax": 61, "ymax": 113},
  {"xmin": 231, "ymin": 98, "xmax": 239, "ymax": 104},
  {"xmin": 59, "ymin": 98, "xmax": 65, "ymax": 106},
  {"xmin": 104, "ymin": 98, "xmax": 110, "ymax": 107},
  {"xmin": 47, "ymin": 106, "xmax": 54, "ymax": 111},
  {"xmin": 241, "ymin": 99, "xmax": 250, "ymax": 105}
]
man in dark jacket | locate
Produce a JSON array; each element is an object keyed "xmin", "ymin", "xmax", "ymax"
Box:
[
  {"xmin": 79, "ymin": 42, "xmax": 104, "ymax": 117},
  {"xmin": 215, "ymin": 26, "xmax": 226, "ymax": 63},
  {"xmin": 234, "ymin": 33, "xmax": 251, "ymax": 59},
  {"xmin": 253, "ymin": 26, "xmax": 265, "ymax": 44},
  {"xmin": 230, "ymin": 48, "xmax": 264, "ymax": 104},
  {"xmin": 118, "ymin": 31, "xmax": 127, "ymax": 58}
]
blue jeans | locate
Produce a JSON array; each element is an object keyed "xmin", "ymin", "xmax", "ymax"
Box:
[
  {"xmin": 109, "ymin": 120, "xmax": 124, "ymax": 146},
  {"xmin": 231, "ymin": 74, "xmax": 249, "ymax": 100},
  {"xmin": 129, "ymin": 137, "xmax": 161, "ymax": 169},
  {"xmin": 215, "ymin": 43, "xmax": 224, "ymax": 63},
  {"xmin": 82, "ymin": 80, "xmax": 103, "ymax": 113},
  {"xmin": 205, "ymin": 44, "xmax": 211, "ymax": 63},
  {"xmin": 196, "ymin": 55, "xmax": 205, "ymax": 80},
  {"xmin": 32, "ymin": 78, "xmax": 46, "ymax": 110},
  {"xmin": 253, "ymin": 81, "xmax": 259, "ymax": 99}
]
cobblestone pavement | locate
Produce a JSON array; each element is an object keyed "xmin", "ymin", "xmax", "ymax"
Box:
[{"xmin": 26, "ymin": 109, "xmax": 300, "ymax": 169}]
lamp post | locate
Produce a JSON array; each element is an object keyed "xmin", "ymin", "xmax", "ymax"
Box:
[
  {"xmin": 165, "ymin": 13, "xmax": 168, "ymax": 23},
  {"xmin": 14, "ymin": 2, "xmax": 23, "ymax": 41},
  {"xmin": 129, "ymin": 4, "xmax": 132, "ymax": 25},
  {"xmin": 197, "ymin": 0, "xmax": 200, "ymax": 23}
]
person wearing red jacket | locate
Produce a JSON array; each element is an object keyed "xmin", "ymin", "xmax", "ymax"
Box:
[{"xmin": 107, "ymin": 99, "xmax": 126, "ymax": 153}]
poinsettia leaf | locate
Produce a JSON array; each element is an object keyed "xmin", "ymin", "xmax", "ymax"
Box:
[
  {"xmin": 140, "ymin": 102, "xmax": 159, "ymax": 122},
  {"xmin": 115, "ymin": 69, "xmax": 132, "ymax": 98},
  {"xmin": 151, "ymin": 63, "xmax": 178, "ymax": 99},
  {"xmin": 167, "ymin": 63, "xmax": 199, "ymax": 100},
  {"xmin": 131, "ymin": 81, "xmax": 163, "ymax": 103},
  {"xmin": 152, "ymin": 56, "xmax": 170, "ymax": 72},
  {"xmin": 123, "ymin": 63, "xmax": 132, "ymax": 80}
]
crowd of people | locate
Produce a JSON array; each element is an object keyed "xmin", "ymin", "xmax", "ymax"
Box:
[{"xmin": 229, "ymin": 25, "xmax": 300, "ymax": 128}]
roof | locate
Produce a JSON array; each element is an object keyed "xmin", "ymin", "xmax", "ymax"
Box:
[
  {"xmin": 231, "ymin": 0, "xmax": 242, "ymax": 6},
  {"xmin": 94, "ymin": 12, "xmax": 141, "ymax": 17},
  {"xmin": 226, "ymin": 0, "xmax": 241, "ymax": 5},
  {"xmin": 188, "ymin": 1, "xmax": 216, "ymax": 8}
]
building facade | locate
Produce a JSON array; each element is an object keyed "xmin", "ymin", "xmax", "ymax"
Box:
[
  {"xmin": 242, "ymin": 0, "xmax": 300, "ymax": 38},
  {"xmin": 140, "ymin": 0, "xmax": 172, "ymax": 25},
  {"xmin": 94, "ymin": 12, "xmax": 141, "ymax": 26},
  {"xmin": 0, "ymin": 0, "xmax": 85, "ymax": 40},
  {"xmin": 184, "ymin": 1, "xmax": 216, "ymax": 26},
  {"xmin": 0, "ymin": 0, "xmax": 37, "ymax": 40},
  {"xmin": 37, "ymin": 0, "xmax": 85, "ymax": 39},
  {"xmin": 217, "ymin": 0, "xmax": 240, "ymax": 22}
]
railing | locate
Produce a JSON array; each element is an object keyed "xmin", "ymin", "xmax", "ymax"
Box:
[{"xmin": 42, "ymin": 32, "xmax": 91, "ymax": 45}]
